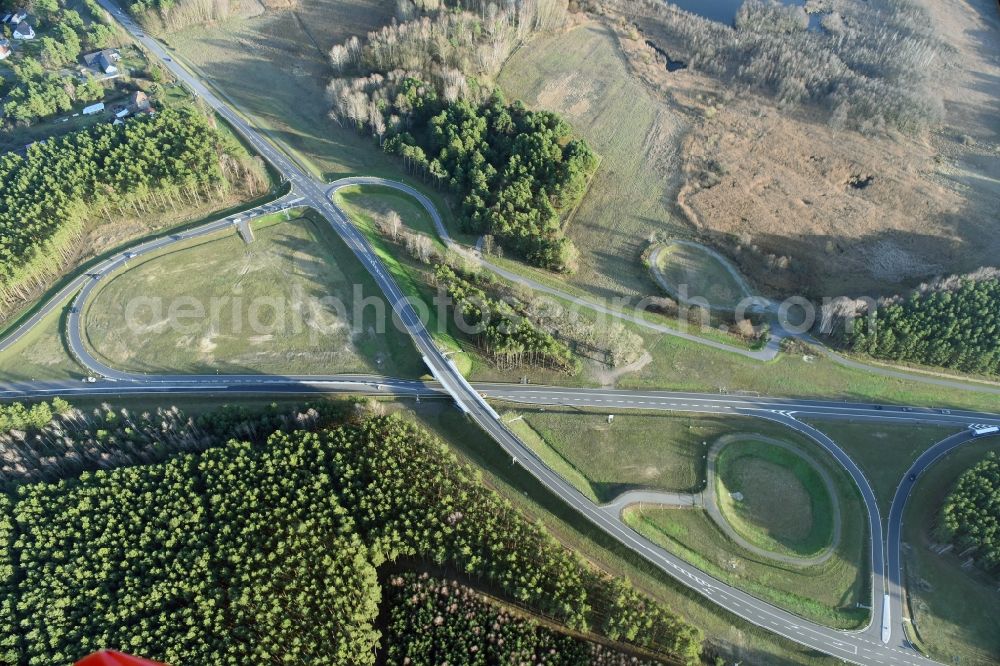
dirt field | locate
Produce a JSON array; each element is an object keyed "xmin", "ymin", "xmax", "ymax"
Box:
[
  {"xmin": 501, "ymin": 4, "xmax": 999, "ymax": 301},
  {"xmin": 675, "ymin": 0, "xmax": 1000, "ymax": 298}
]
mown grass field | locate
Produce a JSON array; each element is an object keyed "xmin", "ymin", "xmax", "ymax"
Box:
[
  {"xmin": 165, "ymin": 0, "xmax": 394, "ymax": 179},
  {"xmin": 0, "ymin": 294, "xmax": 85, "ymax": 382},
  {"xmin": 655, "ymin": 243, "xmax": 749, "ymax": 309},
  {"xmin": 902, "ymin": 436, "xmax": 1000, "ymax": 666},
  {"xmin": 502, "ymin": 408, "xmax": 728, "ymax": 502},
  {"xmin": 83, "ymin": 210, "xmax": 423, "ymax": 377},
  {"xmin": 715, "ymin": 439, "xmax": 834, "ymax": 558},
  {"xmin": 626, "ymin": 431, "xmax": 869, "ymax": 631},
  {"xmin": 626, "ymin": 500, "xmax": 868, "ymax": 630},
  {"xmin": 621, "ymin": 328, "xmax": 1000, "ymax": 413},
  {"xmin": 802, "ymin": 420, "xmax": 963, "ymax": 513},
  {"xmin": 498, "ymin": 22, "xmax": 689, "ymax": 301},
  {"xmin": 334, "ymin": 187, "xmax": 475, "ymax": 377},
  {"xmin": 337, "ymin": 186, "xmax": 446, "ymax": 251},
  {"xmin": 335, "ymin": 186, "xmax": 660, "ymax": 386}
]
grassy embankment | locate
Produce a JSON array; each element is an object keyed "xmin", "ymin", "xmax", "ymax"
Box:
[
  {"xmin": 499, "ymin": 406, "xmax": 868, "ymax": 629},
  {"xmin": 0, "ymin": 295, "xmax": 86, "ymax": 382},
  {"xmin": 654, "ymin": 243, "xmax": 750, "ymax": 311},
  {"xmin": 498, "ymin": 22, "xmax": 688, "ymax": 302},
  {"xmin": 802, "ymin": 420, "xmax": 963, "ymax": 513},
  {"xmin": 335, "ymin": 186, "xmax": 1000, "ymax": 412},
  {"xmin": 336, "ymin": 186, "xmax": 645, "ymax": 385},
  {"xmin": 715, "ymin": 439, "xmax": 835, "ymax": 558},
  {"xmin": 164, "ymin": 0, "xmax": 396, "ymax": 181},
  {"xmin": 900, "ymin": 436, "xmax": 1000, "ymax": 666}
]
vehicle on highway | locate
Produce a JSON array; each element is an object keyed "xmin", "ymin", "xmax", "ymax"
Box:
[
  {"xmin": 970, "ymin": 424, "xmax": 999, "ymax": 437},
  {"xmin": 909, "ymin": 472, "xmax": 917, "ymax": 482},
  {"xmin": 940, "ymin": 409, "xmax": 951, "ymax": 414},
  {"xmin": 82, "ymin": 376, "xmax": 97, "ymax": 383},
  {"xmin": 874, "ymin": 404, "xmax": 884, "ymax": 410}
]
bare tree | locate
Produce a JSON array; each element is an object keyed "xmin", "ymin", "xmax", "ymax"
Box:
[
  {"xmin": 329, "ymin": 44, "xmax": 349, "ymax": 72},
  {"xmin": 387, "ymin": 210, "xmax": 402, "ymax": 240}
]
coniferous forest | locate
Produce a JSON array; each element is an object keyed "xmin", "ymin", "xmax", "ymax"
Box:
[
  {"xmin": 0, "ymin": 405, "xmax": 701, "ymax": 665},
  {"xmin": 0, "ymin": 106, "xmax": 268, "ymax": 317},
  {"xmin": 384, "ymin": 573, "xmax": 670, "ymax": 665},
  {"xmin": 941, "ymin": 452, "xmax": 1000, "ymax": 574},
  {"xmin": 379, "ymin": 84, "xmax": 598, "ymax": 271},
  {"xmin": 846, "ymin": 277, "xmax": 1000, "ymax": 376}
]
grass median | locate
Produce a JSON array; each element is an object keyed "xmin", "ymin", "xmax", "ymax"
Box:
[
  {"xmin": 0, "ymin": 293, "xmax": 86, "ymax": 382},
  {"xmin": 802, "ymin": 420, "xmax": 962, "ymax": 514}
]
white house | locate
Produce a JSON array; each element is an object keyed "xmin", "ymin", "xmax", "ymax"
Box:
[
  {"xmin": 12, "ymin": 21, "xmax": 34, "ymax": 40},
  {"xmin": 82, "ymin": 102, "xmax": 105, "ymax": 116}
]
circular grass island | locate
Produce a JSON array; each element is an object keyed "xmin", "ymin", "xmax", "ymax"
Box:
[
  {"xmin": 712, "ymin": 436, "xmax": 840, "ymax": 562},
  {"xmin": 648, "ymin": 241, "xmax": 756, "ymax": 312}
]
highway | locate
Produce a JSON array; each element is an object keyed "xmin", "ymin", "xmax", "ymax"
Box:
[{"xmin": 1, "ymin": 3, "xmax": 997, "ymax": 663}]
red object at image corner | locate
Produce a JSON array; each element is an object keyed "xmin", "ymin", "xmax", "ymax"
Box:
[{"xmin": 74, "ymin": 650, "xmax": 169, "ymax": 666}]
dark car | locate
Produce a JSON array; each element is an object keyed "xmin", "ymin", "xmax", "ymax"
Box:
[
  {"xmin": 909, "ymin": 473, "xmax": 917, "ymax": 482},
  {"xmin": 874, "ymin": 405, "xmax": 884, "ymax": 410}
]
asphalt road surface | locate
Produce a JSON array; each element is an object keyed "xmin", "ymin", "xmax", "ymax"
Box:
[{"xmin": 4, "ymin": 4, "xmax": 997, "ymax": 663}]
